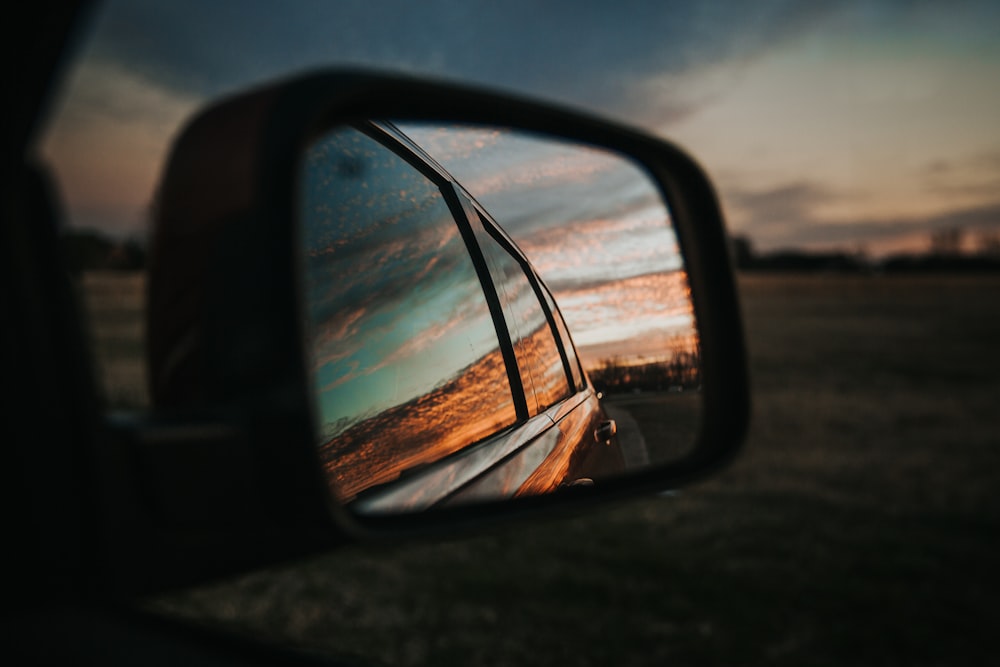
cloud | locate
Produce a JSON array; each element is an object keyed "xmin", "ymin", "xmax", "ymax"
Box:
[
  {"xmin": 47, "ymin": 0, "xmax": 1000, "ymax": 250},
  {"xmin": 733, "ymin": 189, "xmax": 1000, "ymax": 251},
  {"xmin": 723, "ymin": 171, "xmax": 1000, "ymax": 253},
  {"xmin": 86, "ymin": 0, "xmax": 846, "ymax": 118},
  {"xmin": 919, "ymin": 150, "xmax": 1000, "ymax": 199},
  {"xmin": 726, "ymin": 182, "xmax": 833, "ymax": 227}
]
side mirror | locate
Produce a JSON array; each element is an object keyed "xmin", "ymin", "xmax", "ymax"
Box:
[
  {"xmin": 299, "ymin": 121, "xmax": 705, "ymax": 513},
  {"xmin": 106, "ymin": 70, "xmax": 748, "ymax": 593}
]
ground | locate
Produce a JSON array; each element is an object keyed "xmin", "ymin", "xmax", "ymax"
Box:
[{"xmin": 85, "ymin": 272, "xmax": 1000, "ymax": 666}]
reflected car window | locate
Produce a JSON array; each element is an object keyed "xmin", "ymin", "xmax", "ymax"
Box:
[
  {"xmin": 539, "ymin": 279, "xmax": 585, "ymax": 392},
  {"xmin": 300, "ymin": 126, "xmax": 518, "ymax": 501},
  {"xmin": 470, "ymin": 211, "xmax": 571, "ymax": 415}
]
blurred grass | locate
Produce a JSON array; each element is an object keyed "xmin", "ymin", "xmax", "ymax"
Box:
[{"xmin": 141, "ymin": 273, "xmax": 1000, "ymax": 666}]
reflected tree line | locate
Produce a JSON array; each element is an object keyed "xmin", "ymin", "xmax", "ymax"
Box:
[{"xmin": 588, "ymin": 350, "xmax": 701, "ymax": 396}]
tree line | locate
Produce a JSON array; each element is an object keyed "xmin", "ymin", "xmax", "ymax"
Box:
[
  {"xmin": 731, "ymin": 227, "xmax": 1000, "ymax": 273},
  {"xmin": 61, "ymin": 229, "xmax": 146, "ymax": 272}
]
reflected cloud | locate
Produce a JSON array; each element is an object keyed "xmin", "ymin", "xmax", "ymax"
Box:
[
  {"xmin": 403, "ymin": 126, "xmax": 505, "ymax": 163},
  {"xmin": 516, "ymin": 212, "xmax": 682, "ymax": 290},
  {"xmin": 399, "ymin": 123, "xmax": 695, "ymax": 372},
  {"xmin": 555, "ymin": 269, "xmax": 697, "ymax": 363},
  {"xmin": 463, "ymin": 150, "xmax": 616, "ymax": 201},
  {"xmin": 303, "ymin": 126, "xmax": 512, "ymax": 436}
]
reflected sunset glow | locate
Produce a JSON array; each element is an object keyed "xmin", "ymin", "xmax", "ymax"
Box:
[
  {"xmin": 556, "ymin": 269, "xmax": 696, "ymax": 366},
  {"xmin": 320, "ymin": 346, "xmax": 515, "ymax": 502}
]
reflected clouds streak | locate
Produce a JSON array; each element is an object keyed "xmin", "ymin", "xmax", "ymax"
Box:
[
  {"xmin": 302, "ymin": 127, "xmax": 512, "ymax": 436},
  {"xmin": 402, "ymin": 124, "xmax": 698, "ymax": 372}
]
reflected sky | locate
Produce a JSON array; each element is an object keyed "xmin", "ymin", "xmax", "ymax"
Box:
[
  {"xmin": 302, "ymin": 127, "xmax": 515, "ymax": 434},
  {"xmin": 401, "ymin": 124, "xmax": 697, "ymax": 370},
  {"xmin": 469, "ymin": 209, "xmax": 572, "ymax": 414}
]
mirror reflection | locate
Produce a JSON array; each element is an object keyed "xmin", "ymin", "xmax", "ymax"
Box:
[{"xmin": 299, "ymin": 122, "xmax": 700, "ymax": 513}]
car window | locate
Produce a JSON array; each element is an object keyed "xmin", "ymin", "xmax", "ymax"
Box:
[
  {"xmin": 468, "ymin": 210, "xmax": 572, "ymax": 415},
  {"xmin": 300, "ymin": 126, "xmax": 518, "ymax": 501}
]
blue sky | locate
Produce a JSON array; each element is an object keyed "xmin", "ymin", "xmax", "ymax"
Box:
[{"xmin": 41, "ymin": 0, "xmax": 1000, "ymax": 254}]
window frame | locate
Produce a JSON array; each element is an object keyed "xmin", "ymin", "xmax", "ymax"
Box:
[
  {"xmin": 315, "ymin": 121, "xmax": 527, "ymax": 433},
  {"xmin": 360, "ymin": 122, "xmax": 531, "ymax": 423},
  {"xmin": 471, "ymin": 204, "xmax": 582, "ymax": 399}
]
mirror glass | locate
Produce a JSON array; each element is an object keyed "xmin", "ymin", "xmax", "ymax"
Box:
[{"xmin": 298, "ymin": 122, "xmax": 701, "ymax": 513}]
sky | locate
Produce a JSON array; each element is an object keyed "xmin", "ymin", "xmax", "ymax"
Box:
[{"xmin": 41, "ymin": 0, "xmax": 1000, "ymax": 255}]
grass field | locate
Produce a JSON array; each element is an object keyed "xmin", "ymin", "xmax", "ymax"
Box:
[{"xmin": 136, "ymin": 273, "xmax": 1000, "ymax": 666}]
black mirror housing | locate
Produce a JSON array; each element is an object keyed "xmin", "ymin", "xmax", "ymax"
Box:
[{"xmin": 109, "ymin": 69, "xmax": 749, "ymax": 594}]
